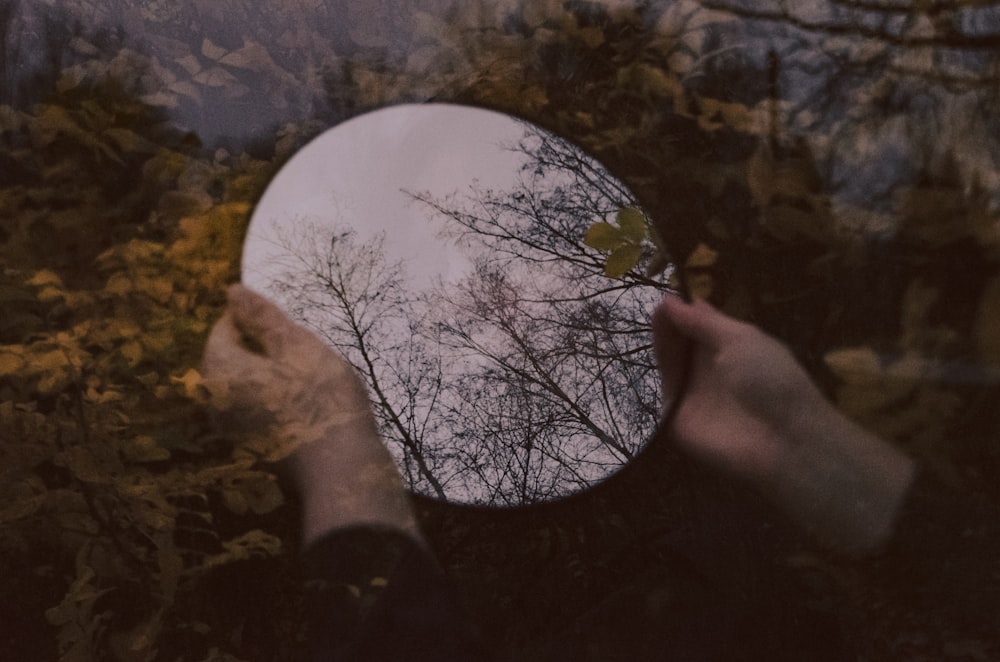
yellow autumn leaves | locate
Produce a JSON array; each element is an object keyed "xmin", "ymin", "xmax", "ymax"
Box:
[
  {"xmin": 0, "ymin": 328, "xmax": 91, "ymax": 397},
  {"xmin": 584, "ymin": 206, "xmax": 673, "ymax": 279},
  {"xmin": 822, "ymin": 277, "xmax": 1000, "ymax": 448}
]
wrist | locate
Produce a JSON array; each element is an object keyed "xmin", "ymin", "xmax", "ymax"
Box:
[{"xmin": 283, "ymin": 416, "xmax": 421, "ymax": 547}]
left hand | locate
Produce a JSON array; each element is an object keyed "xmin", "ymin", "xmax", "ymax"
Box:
[
  {"xmin": 202, "ymin": 284, "xmax": 375, "ymax": 462},
  {"xmin": 202, "ymin": 285, "xmax": 419, "ymax": 544}
]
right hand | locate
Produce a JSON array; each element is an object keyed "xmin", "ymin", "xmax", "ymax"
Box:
[
  {"xmin": 652, "ymin": 295, "xmax": 915, "ymax": 553},
  {"xmin": 652, "ymin": 295, "xmax": 828, "ymax": 483}
]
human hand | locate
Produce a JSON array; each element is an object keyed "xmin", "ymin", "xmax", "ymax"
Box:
[
  {"xmin": 202, "ymin": 284, "xmax": 418, "ymax": 543},
  {"xmin": 202, "ymin": 284, "xmax": 375, "ymax": 461},
  {"xmin": 652, "ymin": 295, "xmax": 828, "ymax": 481},
  {"xmin": 652, "ymin": 295, "xmax": 915, "ymax": 553}
]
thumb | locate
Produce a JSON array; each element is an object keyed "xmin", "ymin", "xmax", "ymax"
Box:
[
  {"xmin": 654, "ymin": 295, "xmax": 745, "ymax": 349},
  {"xmin": 226, "ymin": 283, "xmax": 310, "ymax": 359},
  {"xmin": 202, "ymin": 310, "xmax": 269, "ymax": 380}
]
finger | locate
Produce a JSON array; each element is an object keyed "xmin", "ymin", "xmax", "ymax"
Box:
[
  {"xmin": 651, "ymin": 301, "xmax": 690, "ymax": 408},
  {"xmin": 226, "ymin": 284, "xmax": 308, "ymax": 358},
  {"xmin": 655, "ymin": 295, "xmax": 748, "ymax": 348}
]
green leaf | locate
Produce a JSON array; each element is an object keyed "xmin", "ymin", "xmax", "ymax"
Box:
[
  {"xmin": 604, "ymin": 244, "xmax": 643, "ymax": 278},
  {"xmin": 617, "ymin": 207, "xmax": 647, "ymax": 243},
  {"xmin": 583, "ymin": 222, "xmax": 623, "ymax": 250}
]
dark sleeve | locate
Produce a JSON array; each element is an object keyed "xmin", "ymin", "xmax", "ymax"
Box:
[{"xmin": 301, "ymin": 526, "xmax": 494, "ymax": 662}]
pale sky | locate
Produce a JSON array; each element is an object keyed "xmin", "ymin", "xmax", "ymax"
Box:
[
  {"xmin": 238, "ymin": 104, "xmax": 658, "ymax": 504},
  {"xmin": 242, "ymin": 103, "xmax": 531, "ymax": 292}
]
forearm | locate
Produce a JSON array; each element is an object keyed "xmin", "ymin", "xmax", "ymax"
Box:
[
  {"xmin": 285, "ymin": 416, "xmax": 422, "ymax": 547},
  {"xmin": 763, "ymin": 400, "xmax": 916, "ymax": 555}
]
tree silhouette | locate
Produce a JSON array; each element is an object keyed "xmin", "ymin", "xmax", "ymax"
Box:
[{"xmin": 262, "ymin": 122, "xmax": 674, "ymax": 504}]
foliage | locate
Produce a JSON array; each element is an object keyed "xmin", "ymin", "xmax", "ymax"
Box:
[
  {"xmin": 584, "ymin": 206, "xmax": 658, "ymax": 278},
  {"xmin": 3, "ymin": 0, "xmax": 1000, "ymax": 659},
  {"xmin": 0, "ymin": 71, "xmax": 294, "ymax": 660}
]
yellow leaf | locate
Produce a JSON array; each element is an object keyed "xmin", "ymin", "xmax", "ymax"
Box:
[
  {"xmin": 0, "ymin": 349, "xmax": 25, "ymax": 377},
  {"xmin": 124, "ymin": 239, "xmax": 166, "ymax": 263},
  {"xmin": 826, "ymin": 348, "xmax": 920, "ymax": 416},
  {"xmin": 136, "ymin": 276, "xmax": 174, "ymax": 304},
  {"xmin": 33, "ymin": 349, "xmax": 72, "ymax": 395},
  {"xmin": 203, "ymin": 530, "xmax": 282, "ymax": 568},
  {"xmin": 36, "ymin": 285, "xmax": 65, "ymax": 303},
  {"xmin": 605, "ymin": 244, "xmax": 643, "ymax": 278},
  {"xmin": 84, "ymin": 384, "xmax": 123, "ymax": 404},
  {"xmin": 171, "ymin": 368, "xmax": 206, "ymax": 400},
  {"xmin": 105, "ymin": 272, "xmax": 134, "ymax": 296},
  {"xmin": 120, "ymin": 340, "xmax": 143, "ymax": 367},
  {"xmin": 26, "ymin": 269, "xmax": 64, "ymax": 288},
  {"xmin": 823, "ymin": 347, "xmax": 882, "ymax": 384},
  {"xmin": 685, "ymin": 243, "xmax": 718, "ymax": 269},
  {"xmin": 583, "ymin": 222, "xmax": 622, "ymax": 250},
  {"xmin": 617, "ymin": 207, "xmax": 647, "ymax": 243}
]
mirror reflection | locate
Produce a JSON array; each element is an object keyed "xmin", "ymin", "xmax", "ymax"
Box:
[{"xmin": 242, "ymin": 104, "xmax": 674, "ymax": 505}]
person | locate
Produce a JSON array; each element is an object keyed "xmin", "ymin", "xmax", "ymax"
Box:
[
  {"xmin": 203, "ymin": 284, "xmax": 490, "ymax": 661},
  {"xmin": 200, "ymin": 284, "xmax": 983, "ymax": 660}
]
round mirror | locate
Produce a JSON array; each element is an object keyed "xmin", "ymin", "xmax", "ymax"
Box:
[{"xmin": 242, "ymin": 104, "xmax": 676, "ymax": 505}]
